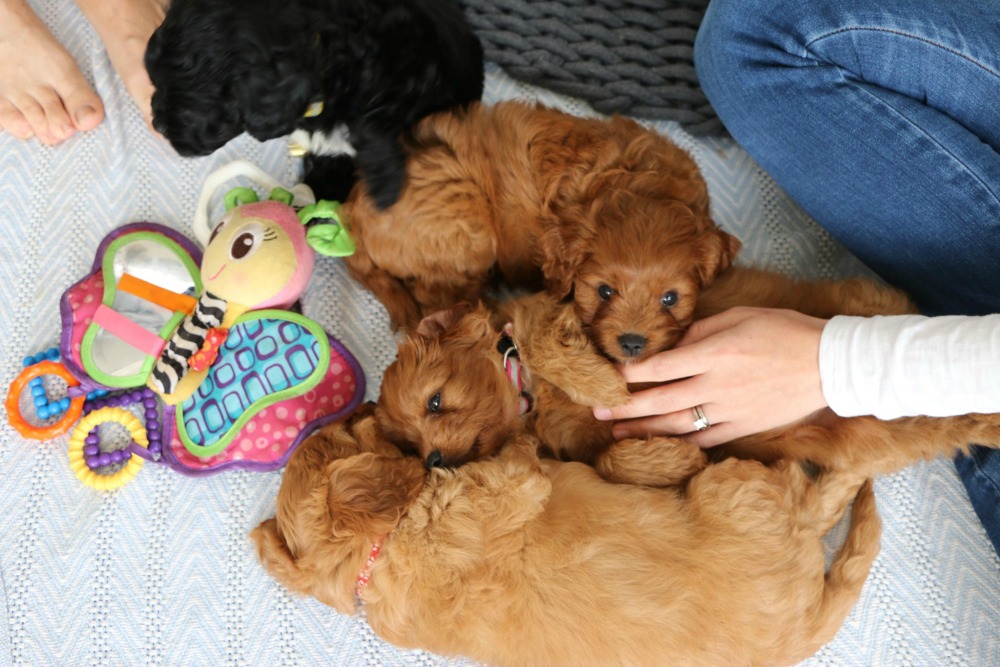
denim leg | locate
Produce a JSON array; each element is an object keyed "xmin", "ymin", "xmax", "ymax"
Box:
[
  {"xmin": 695, "ymin": 0, "xmax": 1000, "ymax": 316},
  {"xmin": 695, "ymin": 0, "xmax": 1000, "ymax": 554},
  {"xmin": 954, "ymin": 448, "xmax": 1000, "ymax": 552}
]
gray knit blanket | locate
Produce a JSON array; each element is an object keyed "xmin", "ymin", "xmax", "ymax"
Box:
[{"xmin": 463, "ymin": 0, "xmax": 722, "ymax": 134}]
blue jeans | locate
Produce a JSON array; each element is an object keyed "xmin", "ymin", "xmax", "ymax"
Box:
[{"xmin": 695, "ymin": 0, "xmax": 1000, "ymax": 553}]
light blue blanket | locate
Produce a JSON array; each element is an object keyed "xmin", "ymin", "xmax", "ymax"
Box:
[{"xmin": 1, "ymin": 2, "xmax": 997, "ymax": 664}]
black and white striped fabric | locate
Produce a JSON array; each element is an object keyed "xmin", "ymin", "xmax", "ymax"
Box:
[{"xmin": 151, "ymin": 291, "xmax": 227, "ymax": 394}]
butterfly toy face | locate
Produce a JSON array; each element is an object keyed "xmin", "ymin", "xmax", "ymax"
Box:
[{"xmin": 202, "ymin": 200, "xmax": 315, "ymax": 311}]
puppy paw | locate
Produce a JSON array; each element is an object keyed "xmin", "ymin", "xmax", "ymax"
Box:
[
  {"xmin": 496, "ymin": 433, "xmax": 543, "ymax": 468},
  {"xmin": 595, "ymin": 437, "xmax": 706, "ymax": 487},
  {"xmin": 581, "ymin": 380, "xmax": 631, "ymax": 408},
  {"xmin": 303, "ymin": 153, "xmax": 357, "ymax": 202},
  {"xmin": 542, "ymin": 336, "xmax": 629, "ymax": 407},
  {"xmin": 351, "ymin": 123, "xmax": 407, "ymax": 210},
  {"xmin": 836, "ymin": 279, "xmax": 917, "ymax": 316}
]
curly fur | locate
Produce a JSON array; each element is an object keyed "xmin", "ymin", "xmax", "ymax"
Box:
[
  {"xmin": 377, "ymin": 294, "xmax": 627, "ymax": 466},
  {"xmin": 377, "ymin": 280, "xmax": 1000, "ymax": 476},
  {"xmin": 574, "ymin": 248, "xmax": 923, "ymax": 365},
  {"xmin": 342, "ymin": 100, "xmax": 729, "ymax": 329},
  {"xmin": 253, "ymin": 409, "xmax": 881, "ymax": 667},
  {"xmin": 146, "ymin": 0, "xmax": 483, "ymax": 208}
]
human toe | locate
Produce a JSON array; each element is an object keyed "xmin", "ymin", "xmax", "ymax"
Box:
[
  {"xmin": 10, "ymin": 96, "xmax": 57, "ymax": 144},
  {"xmin": 59, "ymin": 80, "xmax": 104, "ymax": 132},
  {"xmin": 0, "ymin": 100, "xmax": 34, "ymax": 140},
  {"xmin": 71, "ymin": 100, "xmax": 103, "ymax": 133},
  {"xmin": 35, "ymin": 88, "xmax": 76, "ymax": 140}
]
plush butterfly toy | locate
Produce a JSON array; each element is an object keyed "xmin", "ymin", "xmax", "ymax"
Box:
[{"xmin": 5, "ymin": 163, "xmax": 364, "ymax": 490}]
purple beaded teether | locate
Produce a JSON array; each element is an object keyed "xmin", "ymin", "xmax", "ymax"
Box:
[{"xmin": 82, "ymin": 387, "xmax": 162, "ymax": 472}]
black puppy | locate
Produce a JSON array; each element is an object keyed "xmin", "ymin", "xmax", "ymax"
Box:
[{"xmin": 146, "ymin": 0, "xmax": 484, "ymax": 208}]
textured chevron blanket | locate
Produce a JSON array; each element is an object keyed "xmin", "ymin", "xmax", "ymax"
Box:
[{"xmin": 1, "ymin": 2, "xmax": 998, "ymax": 665}]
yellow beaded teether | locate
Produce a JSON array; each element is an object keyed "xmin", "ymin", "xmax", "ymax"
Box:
[{"xmin": 67, "ymin": 407, "xmax": 148, "ymax": 491}]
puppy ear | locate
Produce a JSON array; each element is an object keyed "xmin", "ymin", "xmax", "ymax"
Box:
[
  {"xmin": 351, "ymin": 400, "xmax": 378, "ymax": 421},
  {"xmin": 414, "ymin": 302, "xmax": 477, "ymax": 339},
  {"xmin": 450, "ymin": 303, "xmax": 496, "ymax": 343},
  {"xmin": 251, "ymin": 514, "xmax": 362, "ymax": 614},
  {"xmin": 696, "ymin": 229, "xmax": 742, "ymax": 286},
  {"xmin": 326, "ymin": 453, "xmax": 426, "ymax": 540},
  {"xmin": 537, "ymin": 203, "xmax": 594, "ymax": 299}
]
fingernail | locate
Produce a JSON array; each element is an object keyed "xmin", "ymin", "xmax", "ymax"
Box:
[
  {"xmin": 594, "ymin": 407, "xmax": 612, "ymax": 420},
  {"xmin": 612, "ymin": 426, "xmax": 627, "ymax": 439},
  {"xmin": 75, "ymin": 105, "xmax": 96, "ymax": 125}
]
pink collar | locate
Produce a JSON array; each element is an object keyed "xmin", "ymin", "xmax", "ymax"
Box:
[
  {"xmin": 498, "ymin": 324, "xmax": 533, "ymax": 415},
  {"xmin": 355, "ymin": 539, "xmax": 382, "ymax": 599}
]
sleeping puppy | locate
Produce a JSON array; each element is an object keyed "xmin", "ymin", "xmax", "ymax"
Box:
[
  {"xmin": 342, "ymin": 100, "xmax": 724, "ymax": 330},
  {"xmin": 145, "ymin": 0, "xmax": 483, "ymax": 208},
  {"xmin": 252, "ymin": 408, "xmax": 881, "ymax": 667}
]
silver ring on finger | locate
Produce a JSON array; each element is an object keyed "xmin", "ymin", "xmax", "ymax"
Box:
[{"xmin": 692, "ymin": 404, "xmax": 711, "ymax": 431}]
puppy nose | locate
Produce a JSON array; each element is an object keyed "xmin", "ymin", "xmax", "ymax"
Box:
[
  {"xmin": 618, "ymin": 333, "xmax": 647, "ymax": 358},
  {"xmin": 425, "ymin": 450, "xmax": 445, "ymax": 469}
]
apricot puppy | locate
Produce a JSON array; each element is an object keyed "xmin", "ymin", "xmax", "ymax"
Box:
[
  {"xmin": 342, "ymin": 100, "xmax": 732, "ymax": 330},
  {"xmin": 378, "ymin": 283, "xmax": 1000, "ymax": 477},
  {"xmin": 253, "ymin": 411, "xmax": 881, "ymax": 667},
  {"xmin": 377, "ymin": 295, "xmax": 625, "ymax": 466}
]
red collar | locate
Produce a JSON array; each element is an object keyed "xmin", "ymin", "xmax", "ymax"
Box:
[
  {"xmin": 355, "ymin": 539, "xmax": 382, "ymax": 599},
  {"xmin": 498, "ymin": 324, "xmax": 532, "ymax": 415}
]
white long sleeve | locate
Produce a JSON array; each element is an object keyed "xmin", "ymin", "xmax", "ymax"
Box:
[{"xmin": 818, "ymin": 314, "xmax": 1000, "ymax": 419}]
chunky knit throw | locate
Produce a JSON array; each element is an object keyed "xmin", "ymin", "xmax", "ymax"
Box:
[{"xmin": 463, "ymin": 0, "xmax": 723, "ymax": 134}]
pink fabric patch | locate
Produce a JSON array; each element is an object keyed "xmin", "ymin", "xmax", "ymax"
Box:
[{"xmin": 66, "ymin": 273, "xmax": 105, "ymax": 368}]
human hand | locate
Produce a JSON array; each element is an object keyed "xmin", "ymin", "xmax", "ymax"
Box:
[{"xmin": 593, "ymin": 307, "xmax": 829, "ymax": 447}]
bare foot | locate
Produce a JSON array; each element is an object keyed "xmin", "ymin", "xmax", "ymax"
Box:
[
  {"xmin": 75, "ymin": 0, "xmax": 167, "ymax": 132},
  {"xmin": 0, "ymin": 0, "xmax": 105, "ymax": 144}
]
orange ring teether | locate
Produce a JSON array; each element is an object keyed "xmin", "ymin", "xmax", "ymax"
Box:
[{"xmin": 5, "ymin": 360, "xmax": 86, "ymax": 440}]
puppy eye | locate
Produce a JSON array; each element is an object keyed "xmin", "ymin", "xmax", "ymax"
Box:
[
  {"xmin": 598, "ymin": 284, "xmax": 614, "ymax": 301},
  {"xmin": 661, "ymin": 291, "xmax": 679, "ymax": 308},
  {"xmin": 427, "ymin": 392, "xmax": 442, "ymax": 414}
]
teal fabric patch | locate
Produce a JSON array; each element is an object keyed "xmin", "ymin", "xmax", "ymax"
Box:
[{"xmin": 180, "ymin": 317, "xmax": 322, "ymax": 451}]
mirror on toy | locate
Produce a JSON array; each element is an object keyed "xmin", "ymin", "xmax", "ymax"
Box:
[{"xmin": 84, "ymin": 234, "xmax": 202, "ymax": 385}]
